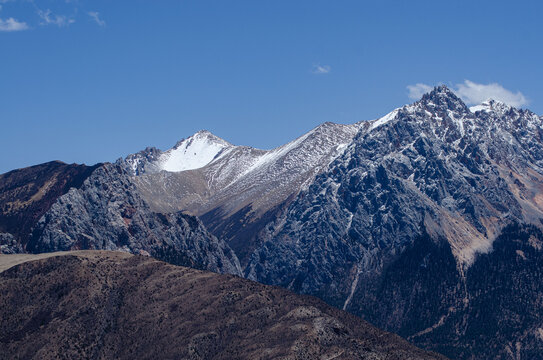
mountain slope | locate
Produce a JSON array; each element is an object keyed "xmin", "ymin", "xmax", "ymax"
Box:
[
  {"xmin": 0, "ymin": 251, "xmax": 447, "ymax": 360},
  {"xmin": 397, "ymin": 224, "xmax": 543, "ymax": 359}
]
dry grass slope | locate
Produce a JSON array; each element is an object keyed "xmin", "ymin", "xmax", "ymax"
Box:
[{"xmin": 0, "ymin": 251, "xmax": 447, "ymax": 360}]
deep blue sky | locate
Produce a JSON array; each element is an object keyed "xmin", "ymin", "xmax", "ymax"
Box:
[{"xmin": 1, "ymin": 0, "xmax": 542, "ymax": 173}]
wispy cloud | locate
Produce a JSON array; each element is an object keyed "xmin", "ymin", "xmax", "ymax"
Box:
[
  {"xmin": 407, "ymin": 83, "xmax": 433, "ymax": 100},
  {"xmin": 0, "ymin": 17, "xmax": 28, "ymax": 31},
  {"xmin": 0, "ymin": 1, "xmax": 29, "ymax": 32},
  {"xmin": 455, "ymin": 80, "xmax": 528, "ymax": 107},
  {"xmin": 406, "ymin": 80, "xmax": 528, "ymax": 107},
  {"xmin": 88, "ymin": 11, "xmax": 105, "ymax": 27},
  {"xmin": 0, "ymin": 0, "xmax": 105, "ymax": 31},
  {"xmin": 312, "ymin": 64, "xmax": 331, "ymax": 74},
  {"xmin": 37, "ymin": 9, "xmax": 75, "ymax": 27}
]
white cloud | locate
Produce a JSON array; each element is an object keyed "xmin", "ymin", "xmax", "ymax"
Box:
[
  {"xmin": 407, "ymin": 83, "xmax": 433, "ymax": 100},
  {"xmin": 312, "ymin": 64, "xmax": 331, "ymax": 74},
  {"xmin": 37, "ymin": 9, "xmax": 75, "ymax": 27},
  {"xmin": 88, "ymin": 11, "xmax": 105, "ymax": 27},
  {"xmin": 455, "ymin": 80, "xmax": 528, "ymax": 107},
  {"xmin": 406, "ymin": 80, "xmax": 528, "ymax": 107},
  {"xmin": 0, "ymin": 17, "xmax": 28, "ymax": 31}
]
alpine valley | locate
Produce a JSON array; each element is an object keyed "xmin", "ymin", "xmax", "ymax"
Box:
[{"xmin": 2, "ymin": 86, "xmax": 543, "ymax": 359}]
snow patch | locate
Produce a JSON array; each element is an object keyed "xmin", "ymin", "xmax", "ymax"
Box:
[
  {"xmin": 469, "ymin": 104, "xmax": 490, "ymax": 113},
  {"xmin": 158, "ymin": 131, "xmax": 233, "ymax": 172},
  {"xmin": 470, "ymin": 99, "xmax": 511, "ymax": 114},
  {"xmin": 238, "ymin": 130, "xmax": 313, "ymax": 178},
  {"xmin": 369, "ymin": 108, "xmax": 399, "ymax": 131},
  {"xmin": 343, "ymin": 264, "xmax": 362, "ymax": 310}
]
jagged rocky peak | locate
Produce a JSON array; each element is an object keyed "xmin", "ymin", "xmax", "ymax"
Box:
[
  {"xmin": 418, "ymin": 85, "xmax": 470, "ymax": 113},
  {"xmin": 364, "ymin": 85, "xmax": 475, "ymax": 144},
  {"xmin": 243, "ymin": 82, "xmax": 543, "ymax": 306},
  {"xmin": 121, "ymin": 146, "xmax": 162, "ymax": 175},
  {"xmin": 472, "ymin": 98, "xmax": 542, "ymax": 129},
  {"xmin": 367, "ymin": 85, "xmax": 474, "ymax": 136}
]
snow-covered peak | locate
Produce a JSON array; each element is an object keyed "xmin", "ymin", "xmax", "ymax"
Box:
[
  {"xmin": 158, "ymin": 130, "xmax": 234, "ymax": 172},
  {"xmin": 175, "ymin": 130, "xmax": 232, "ymax": 148}
]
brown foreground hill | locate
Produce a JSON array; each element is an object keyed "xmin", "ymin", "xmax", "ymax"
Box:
[{"xmin": 0, "ymin": 251, "xmax": 447, "ymax": 360}]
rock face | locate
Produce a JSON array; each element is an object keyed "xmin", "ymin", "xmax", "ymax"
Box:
[
  {"xmin": 0, "ymin": 233, "xmax": 21, "ymax": 254},
  {"xmin": 27, "ymin": 163, "xmax": 241, "ymax": 275},
  {"xmin": 0, "ymin": 251, "xmax": 447, "ymax": 360},
  {"xmin": 0, "ymin": 162, "xmax": 241, "ymax": 276}
]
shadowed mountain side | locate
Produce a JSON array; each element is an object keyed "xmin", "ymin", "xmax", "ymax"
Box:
[
  {"xmin": 0, "ymin": 161, "xmax": 101, "ymax": 251},
  {"xmin": 2, "ymin": 162, "xmax": 242, "ymax": 276},
  {"xmin": 0, "ymin": 251, "xmax": 447, "ymax": 360}
]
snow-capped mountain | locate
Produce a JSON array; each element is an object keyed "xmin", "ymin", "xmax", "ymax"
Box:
[{"xmin": 119, "ymin": 121, "xmax": 363, "ymax": 262}]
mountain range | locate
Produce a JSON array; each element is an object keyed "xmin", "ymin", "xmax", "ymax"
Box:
[{"xmin": 2, "ymin": 85, "xmax": 543, "ymax": 359}]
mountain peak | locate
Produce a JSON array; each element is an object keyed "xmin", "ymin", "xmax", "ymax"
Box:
[
  {"xmin": 157, "ymin": 130, "xmax": 233, "ymax": 172},
  {"xmin": 180, "ymin": 130, "xmax": 232, "ymax": 148},
  {"xmin": 418, "ymin": 85, "xmax": 469, "ymax": 113},
  {"xmin": 421, "ymin": 85, "xmax": 460, "ymax": 102},
  {"xmin": 433, "ymin": 84, "xmax": 454, "ymax": 94}
]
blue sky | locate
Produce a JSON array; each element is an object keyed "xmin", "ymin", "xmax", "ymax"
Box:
[{"xmin": 1, "ymin": 0, "xmax": 542, "ymax": 173}]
